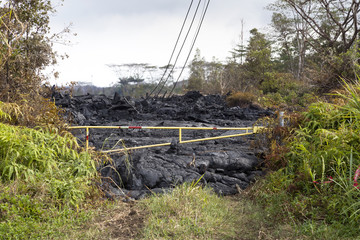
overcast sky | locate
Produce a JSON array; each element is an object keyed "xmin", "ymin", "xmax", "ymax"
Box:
[{"xmin": 48, "ymin": 0, "xmax": 274, "ymax": 87}]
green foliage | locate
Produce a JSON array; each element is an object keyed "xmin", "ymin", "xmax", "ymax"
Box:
[
  {"xmin": 0, "ymin": 122, "xmax": 97, "ymax": 206},
  {"xmin": 258, "ymin": 72, "xmax": 316, "ymax": 109},
  {"xmin": 244, "ymin": 28, "xmax": 272, "ymax": 86},
  {"xmin": 141, "ymin": 183, "xmax": 239, "ymax": 239},
  {"xmin": 0, "ymin": 182, "xmax": 99, "ymax": 239},
  {"xmin": 187, "ymin": 48, "xmax": 206, "ymax": 92},
  {"xmin": 261, "ymin": 72, "xmax": 295, "ymax": 94},
  {"xmin": 253, "ymin": 79, "xmax": 360, "ymax": 237},
  {"xmin": 0, "ymin": 122, "xmax": 102, "ymax": 239}
]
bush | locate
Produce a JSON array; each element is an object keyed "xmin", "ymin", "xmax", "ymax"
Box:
[
  {"xmin": 260, "ymin": 72, "xmax": 297, "ymax": 94},
  {"xmin": 259, "ymin": 72, "xmax": 315, "ymax": 109},
  {"xmin": 226, "ymin": 91, "xmax": 257, "ymax": 107},
  {"xmin": 0, "ymin": 94, "xmax": 66, "ymax": 129}
]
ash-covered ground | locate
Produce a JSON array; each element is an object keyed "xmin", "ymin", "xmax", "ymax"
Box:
[{"xmin": 54, "ymin": 91, "xmax": 273, "ymax": 199}]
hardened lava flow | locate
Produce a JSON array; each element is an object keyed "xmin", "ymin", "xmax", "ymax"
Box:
[{"xmin": 54, "ymin": 91, "xmax": 273, "ymax": 199}]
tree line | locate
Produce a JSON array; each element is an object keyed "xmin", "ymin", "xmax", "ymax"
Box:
[{"xmin": 187, "ymin": 0, "xmax": 360, "ymax": 107}]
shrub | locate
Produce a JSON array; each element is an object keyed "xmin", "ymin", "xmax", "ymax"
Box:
[
  {"xmin": 226, "ymin": 91, "xmax": 257, "ymax": 107},
  {"xmin": 0, "ymin": 94, "xmax": 66, "ymax": 129},
  {"xmin": 259, "ymin": 72, "xmax": 316, "ymax": 109},
  {"xmin": 260, "ymin": 72, "xmax": 297, "ymax": 94}
]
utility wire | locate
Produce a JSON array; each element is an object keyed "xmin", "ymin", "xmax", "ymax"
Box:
[
  {"xmin": 155, "ymin": 0, "xmax": 203, "ymax": 97},
  {"xmin": 147, "ymin": 0, "xmax": 194, "ymax": 98},
  {"xmin": 168, "ymin": 0, "xmax": 210, "ymax": 97}
]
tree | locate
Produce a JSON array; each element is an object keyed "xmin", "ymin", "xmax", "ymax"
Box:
[
  {"xmin": 244, "ymin": 28, "xmax": 272, "ymax": 87},
  {"xmin": 268, "ymin": 1, "xmax": 311, "ymax": 79},
  {"xmin": 269, "ymin": 12, "xmax": 300, "ymax": 78},
  {"xmin": 107, "ymin": 63, "xmax": 149, "ymax": 96},
  {"xmin": 187, "ymin": 48, "xmax": 205, "ymax": 91},
  {"xmin": 270, "ymin": 0, "xmax": 360, "ymax": 89},
  {"xmin": 229, "ymin": 19, "xmax": 246, "ymax": 64},
  {"xmin": 283, "ymin": 0, "xmax": 359, "ymax": 54},
  {"xmin": 203, "ymin": 58, "xmax": 226, "ymax": 94},
  {"xmin": 0, "ymin": 0, "xmax": 58, "ymax": 100}
]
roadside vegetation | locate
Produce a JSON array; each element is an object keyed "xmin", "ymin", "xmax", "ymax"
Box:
[
  {"xmin": 0, "ymin": 102, "xmax": 102, "ymax": 238},
  {"xmin": 248, "ymin": 80, "xmax": 360, "ymax": 238},
  {"xmin": 0, "ymin": 1, "xmax": 105, "ymax": 238}
]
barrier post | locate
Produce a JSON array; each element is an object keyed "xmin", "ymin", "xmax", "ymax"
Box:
[
  {"xmin": 67, "ymin": 125, "xmax": 264, "ymax": 153},
  {"xmin": 179, "ymin": 128, "xmax": 182, "ymax": 143},
  {"xmin": 86, "ymin": 127, "xmax": 89, "ymax": 151}
]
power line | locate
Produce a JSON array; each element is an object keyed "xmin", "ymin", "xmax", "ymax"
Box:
[
  {"xmin": 147, "ymin": 0, "xmax": 195, "ymax": 98},
  {"xmin": 155, "ymin": 0, "xmax": 203, "ymax": 97},
  {"xmin": 168, "ymin": 0, "xmax": 211, "ymax": 97}
]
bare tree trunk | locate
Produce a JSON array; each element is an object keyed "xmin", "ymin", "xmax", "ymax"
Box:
[{"xmin": 292, "ymin": 9, "xmax": 307, "ymax": 80}]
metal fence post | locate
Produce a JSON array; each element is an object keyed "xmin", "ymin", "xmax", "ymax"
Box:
[
  {"xmin": 279, "ymin": 111, "xmax": 284, "ymax": 127},
  {"xmin": 179, "ymin": 128, "xmax": 182, "ymax": 143},
  {"xmin": 86, "ymin": 127, "xmax": 89, "ymax": 151}
]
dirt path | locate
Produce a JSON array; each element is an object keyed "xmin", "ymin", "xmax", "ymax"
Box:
[
  {"xmin": 86, "ymin": 194, "xmax": 299, "ymax": 240},
  {"xmin": 90, "ymin": 201, "xmax": 146, "ymax": 240}
]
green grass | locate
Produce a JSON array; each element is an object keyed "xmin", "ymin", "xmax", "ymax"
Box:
[
  {"xmin": 0, "ymin": 189, "xmax": 96, "ymax": 239},
  {"xmin": 137, "ymin": 182, "xmax": 313, "ymax": 240},
  {"xmin": 140, "ymin": 182, "xmax": 239, "ymax": 239}
]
